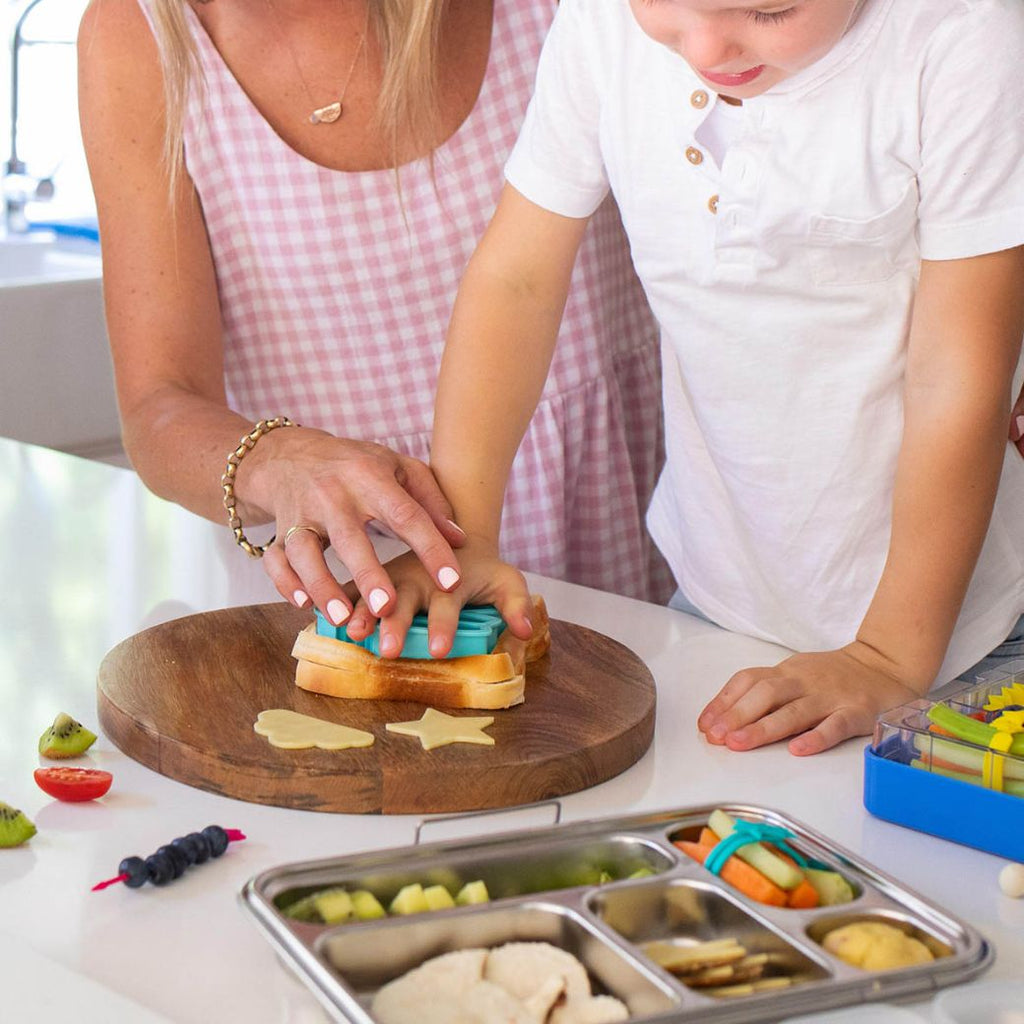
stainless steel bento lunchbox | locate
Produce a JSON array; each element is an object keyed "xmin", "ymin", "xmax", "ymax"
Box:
[{"xmin": 240, "ymin": 803, "xmax": 991, "ymax": 1023}]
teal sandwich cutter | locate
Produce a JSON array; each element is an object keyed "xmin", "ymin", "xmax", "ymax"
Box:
[{"xmin": 315, "ymin": 604, "xmax": 506, "ymax": 660}]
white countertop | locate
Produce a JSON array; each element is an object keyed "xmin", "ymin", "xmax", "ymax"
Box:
[{"xmin": 1, "ymin": 437, "xmax": 1020, "ymax": 1022}]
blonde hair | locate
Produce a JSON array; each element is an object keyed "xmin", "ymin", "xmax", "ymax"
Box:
[{"xmin": 151, "ymin": 0, "xmax": 447, "ymax": 194}]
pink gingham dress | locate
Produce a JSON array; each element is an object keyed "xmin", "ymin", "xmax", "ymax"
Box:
[{"xmin": 149, "ymin": 0, "xmax": 671, "ymax": 601}]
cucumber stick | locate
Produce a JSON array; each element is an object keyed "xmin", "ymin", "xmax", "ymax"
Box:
[
  {"xmin": 707, "ymin": 809, "xmax": 804, "ymax": 890},
  {"xmin": 913, "ymin": 733, "xmax": 1024, "ymax": 782},
  {"xmin": 927, "ymin": 704, "xmax": 1024, "ymax": 757}
]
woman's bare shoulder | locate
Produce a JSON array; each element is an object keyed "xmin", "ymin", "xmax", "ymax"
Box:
[
  {"xmin": 78, "ymin": 0, "xmax": 163, "ymax": 95},
  {"xmin": 79, "ymin": 0, "xmax": 167, "ymax": 161}
]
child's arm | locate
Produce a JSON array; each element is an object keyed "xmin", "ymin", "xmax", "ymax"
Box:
[
  {"xmin": 699, "ymin": 245, "xmax": 1024, "ymax": 755},
  {"xmin": 344, "ymin": 186, "xmax": 591, "ymax": 656}
]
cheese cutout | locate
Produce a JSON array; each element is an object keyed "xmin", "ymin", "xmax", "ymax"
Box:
[
  {"xmin": 386, "ymin": 707, "xmax": 495, "ymax": 751},
  {"xmin": 254, "ymin": 709, "xmax": 375, "ymax": 750}
]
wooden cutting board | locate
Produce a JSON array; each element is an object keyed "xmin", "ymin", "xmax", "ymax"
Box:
[{"xmin": 97, "ymin": 603, "xmax": 656, "ymax": 814}]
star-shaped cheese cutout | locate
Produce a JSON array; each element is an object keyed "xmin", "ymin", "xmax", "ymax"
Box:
[
  {"xmin": 254, "ymin": 709, "xmax": 374, "ymax": 750},
  {"xmin": 385, "ymin": 707, "xmax": 495, "ymax": 751}
]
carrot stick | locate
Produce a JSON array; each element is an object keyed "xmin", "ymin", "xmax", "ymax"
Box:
[
  {"xmin": 699, "ymin": 827, "xmax": 721, "ymax": 847},
  {"xmin": 917, "ymin": 752, "xmax": 982, "ymax": 776},
  {"xmin": 674, "ymin": 840, "xmax": 788, "ymax": 907},
  {"xmin": 764, "ymin": 844, "xmax": 820, "ymax": 907},
  {"xmin": 785, "ymin": 878, "xmax": 820, "ymax": 909}
]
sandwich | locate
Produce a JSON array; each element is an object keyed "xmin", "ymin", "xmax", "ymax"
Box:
[{"xmin": 292, "ymin": 595, "xmax": 550, "ymax": 710}]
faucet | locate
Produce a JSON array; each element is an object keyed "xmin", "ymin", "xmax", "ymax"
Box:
[{"xmin": 4, "ymin": 0, "xmax": 70, "ymax": 235}]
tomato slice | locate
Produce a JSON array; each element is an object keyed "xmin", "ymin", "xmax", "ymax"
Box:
[{"xmin": 34, "ymin": 767, "xmax": 113, "ymax": 802}]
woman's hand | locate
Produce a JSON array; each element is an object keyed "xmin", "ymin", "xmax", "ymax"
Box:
[
  {"xmin": 696, "ymin": 642, "xmax": 923, "ymax": 756},
  {"xmin": 341, "ymin": 537, "xmax": 535, "ymax": 658},
  {"xmin": 256, "ymin": 428, "xmax": 466, "ymax": 625}
]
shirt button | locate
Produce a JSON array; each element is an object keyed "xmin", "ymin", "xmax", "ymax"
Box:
[
  {"xmin": 707, "ymin": 194, "xmax": 719, "ymax": 214},
  {"xmin": 685, "ymin": 146, "xmax": 704, "ymax": 166},
  {"xmin": 690, "ymin": 90, "xmax": 709, "ymax": 109}
]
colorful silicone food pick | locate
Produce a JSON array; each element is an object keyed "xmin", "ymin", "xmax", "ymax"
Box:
[
  {"xmin": 316, "ymin": 604, "xmax": 506, "ymax": 659},
  {"xmin": 984, "ymin": 681, "xmax": 1024, "ymax": 721},
  {"xmin": 703, "ymin": 820, "xmax": 830, "ymax": 877},
  {"xmin": 982, "ymin": 711, "xmax": 1024, "ymax": 792}
]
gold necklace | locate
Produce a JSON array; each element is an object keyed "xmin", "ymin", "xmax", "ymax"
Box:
[{"xmin": 271, "ymin": 2, "xmax": 370, "ymax": 126}]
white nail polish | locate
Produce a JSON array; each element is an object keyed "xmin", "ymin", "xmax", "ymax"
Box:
[
  {"xmin": 327, "ymin": 599, "xmax": 350, "ymax": 625},
  {"xmin": 1017, "ymin": 414, "xmax": 1024, "ymax": 437},
  {"xmin": 293, "ymin": 590, "xmax": 310, "ymax": 608},
  {"xmin": 437, "ymin": 566, "xmax": 460, "ymax": 590},
  {"xmin": 368, "ymin": 588, "xmax": 389, "ymax": 615},
  {"xmin": 446, "ymin": 519, "xmax": 466, "ymax": 536}
]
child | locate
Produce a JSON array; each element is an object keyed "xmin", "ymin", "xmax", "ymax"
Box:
[{"xmin": 347, "ymin": 0, "xmax": 1024, "ymax": 756}]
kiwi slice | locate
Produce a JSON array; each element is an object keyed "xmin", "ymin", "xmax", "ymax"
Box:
[
  {"xmin": 38, "ymin": 712, "xmax": 97, "ymax": 758},
  {"xmin": 0, "ymin": 801, "xmax": 36, "ymax": 848}
]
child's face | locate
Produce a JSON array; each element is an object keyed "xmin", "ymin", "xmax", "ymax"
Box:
[{"xmin": 629, "ymin": 0, "xmax": 866, "ymax": 97}]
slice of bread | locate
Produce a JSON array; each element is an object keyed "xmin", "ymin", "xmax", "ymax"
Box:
[{"xmin": 292, "ymin": 595, "xmax": 550, "ymax": 710}]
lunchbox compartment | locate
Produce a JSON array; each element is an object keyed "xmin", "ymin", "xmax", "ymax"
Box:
[
  {"xmin": 665, "ymin": 818, "xmax": 861, "ymax": 908},
  {"xmin": 591, "ymin": 879, "xmax": 830, "ymax": 997},
  {"xmin": 273, "ymin": 834, "xmax": 674, "ymax": 925},
  {"xmin": 315, "ymin": 902, "xmax": 682, "ymax": 1019},
  {"xmin": 809, "ymin": 911, "xmax": 954, "ymax": 970}
]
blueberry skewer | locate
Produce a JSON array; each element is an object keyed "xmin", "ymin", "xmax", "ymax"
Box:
[{"xmin": 92, "ymin": 826, "xmax": 245, "ymax": 891}]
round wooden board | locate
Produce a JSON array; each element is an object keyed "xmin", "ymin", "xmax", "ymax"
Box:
[{"xmin": 97, "ymin": 603, "xmax": 655, "ymax": 814}]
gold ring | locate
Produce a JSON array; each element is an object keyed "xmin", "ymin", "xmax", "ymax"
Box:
[{"xmin": 283, "ymin": 524, "xmax": 326, "ymax": 548}]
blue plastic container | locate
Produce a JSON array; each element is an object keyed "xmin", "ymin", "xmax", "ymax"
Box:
[{"xmin": 863, "ymin": 665, "xmax": 1024, "ymax": 861}]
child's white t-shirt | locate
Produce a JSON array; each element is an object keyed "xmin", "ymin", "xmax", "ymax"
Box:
[{"xmin": 505, "ymin": 0, "xmax": 1024, "ymax": 682}]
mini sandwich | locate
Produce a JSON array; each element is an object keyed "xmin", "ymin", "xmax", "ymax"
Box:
[{"xmin": 292, "ymin": 595, "xmax": 550, "ymax": 710}]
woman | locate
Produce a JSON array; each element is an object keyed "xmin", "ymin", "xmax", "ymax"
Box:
[{"xmin": 78, "ymin": 0, "xmax": 671, "ymax": 636}]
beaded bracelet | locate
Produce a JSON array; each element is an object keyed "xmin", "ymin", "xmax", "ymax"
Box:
[{"xmin": 221, "ymin": 416, "xmax": 297, "ymax": 557}]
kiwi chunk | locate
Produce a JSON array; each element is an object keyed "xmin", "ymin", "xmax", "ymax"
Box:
[
  {"xmin": 38, "ymin": 712, "xmax": 97, "ymax": 758},
  {"xmin": 389, "ymin": 883, "xmax": 429, "ymax": 915},
  {"xmin": 455, "ymin": 880, "xmax": 490, "ymax": 906},
  {"xmin": 0, "ymin": 801, "xmax": 36, "ymax": 848},
  {"xmin": 350, "ymin": 890, "xmax": 387, "ymax": 920},
  {"xmin": 313, "ymin": 888, "xmax": 354, "ymax": 924},
  {"xmin": 283, "ymin": 893, "xmax": 323, "ymax": 922},
  {"xmin": 423, "ymin": 884, "xmax": 455, "ymax": 910}
]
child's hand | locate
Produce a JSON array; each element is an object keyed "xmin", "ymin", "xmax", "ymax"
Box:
[
  {"xmin": 343, "ymin": 538, "xmax": 535, "ymax": 659},
  {"xmin": 696, "ymin": 643, "xmax": 923, "ymax": 756}
]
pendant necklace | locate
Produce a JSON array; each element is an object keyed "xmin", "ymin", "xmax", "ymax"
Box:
[
  {"xmin": 309, "ymin": 10, "xmax": 368, "ymax": 125},
  {"xmin": 272, "ymin": 2, "xmax": 370, "ymax": 126}
]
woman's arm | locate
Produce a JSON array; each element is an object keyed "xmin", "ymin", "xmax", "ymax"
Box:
[
  {"xmin": 78, "ymin": 0, "xmax": 463, "ymax": 622},
  {"xmin": 698, "ymin": 245, "xmax": 1024, "ymax": 754}
]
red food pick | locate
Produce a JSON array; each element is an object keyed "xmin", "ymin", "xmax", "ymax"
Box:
[{"xmin": 34, "ymin": 766, "xmax": 113, "ymax": 802}]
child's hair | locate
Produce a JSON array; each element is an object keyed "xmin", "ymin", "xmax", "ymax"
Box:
[{"xmin": 147, "ymin": 0, "xmax": 447, "ymax": 195}]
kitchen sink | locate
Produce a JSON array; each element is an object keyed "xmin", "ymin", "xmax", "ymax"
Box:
[{"xmin": 0, "ymin": 232, "xmax": 122, "ymax": 460}]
